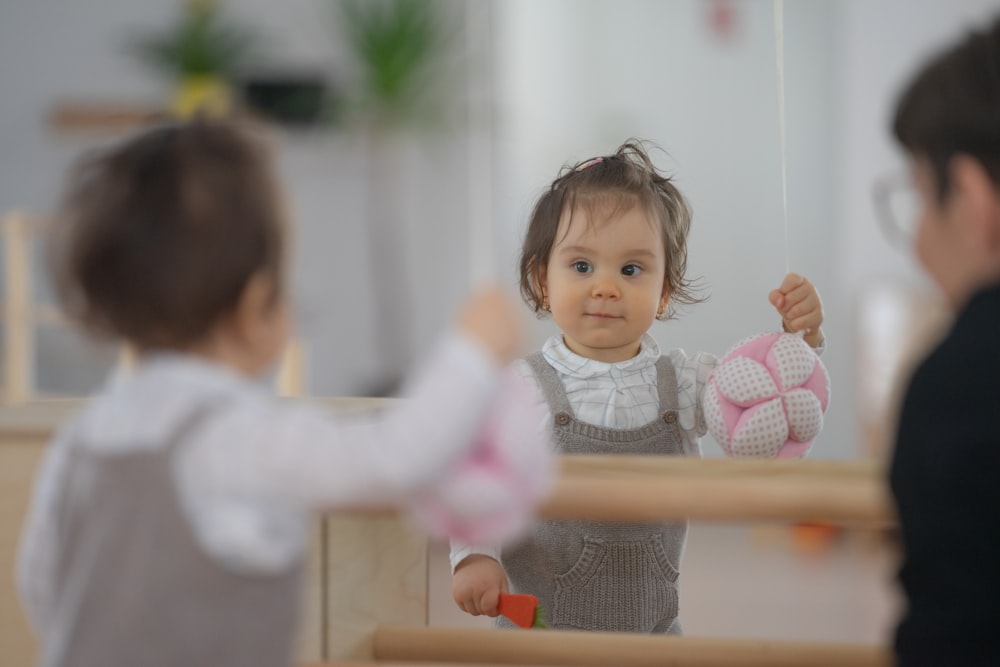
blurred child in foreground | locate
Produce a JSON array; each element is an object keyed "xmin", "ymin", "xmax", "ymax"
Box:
[{"xmin": 16, "ymin": 120, "xmax": 550, "ymax": 667}]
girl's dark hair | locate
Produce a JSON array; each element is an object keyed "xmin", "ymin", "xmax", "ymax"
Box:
[
  {"xmin": 518, "ymin": 139, "xmax": 703, "ymax": 319},
  {"xmin": 49, "ymin": 120, "xmax": 285, "ymax": 349},
  {"xmin": 893, "ymin": 16, "xmax": 1000, "ymax": 199}
]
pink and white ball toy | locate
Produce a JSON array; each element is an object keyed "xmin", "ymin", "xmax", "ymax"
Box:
[
  {"xmin": 703, "ymin": 332, "xmax": 830, "ymax": 459},
  {"xmin": 409, "ymin": 373, "xmax": 554, "ymax": 543}
]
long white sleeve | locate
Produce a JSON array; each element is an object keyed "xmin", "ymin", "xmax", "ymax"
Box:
[{"xmin": 187, "ymin": 332, "xmax": 503, "ymax": 510}]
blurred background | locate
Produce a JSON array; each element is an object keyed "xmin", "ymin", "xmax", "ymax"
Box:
[{"xmin": 2, "ymin": 0, "xmax": 999, "ymax": 465}]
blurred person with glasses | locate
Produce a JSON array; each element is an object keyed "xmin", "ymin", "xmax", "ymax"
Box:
[{"xmin": 884, "ymin": 14, "xmax": 1000, "ymax": 667}]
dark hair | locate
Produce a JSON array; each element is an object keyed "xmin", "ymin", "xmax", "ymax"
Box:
[
  {"xmin": 49, "ymin": 120, "xmax": 286, "ymax": 349},
  {"xmin": 893, "ymin": 16, "xmax": 1000, "ymax": 199},
  {"xmin": 518, "ymin": 139, "xmax": 703, "ymax": 319}
]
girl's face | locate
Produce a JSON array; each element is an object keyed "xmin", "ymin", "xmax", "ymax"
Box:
[{"xmin": 539, "ymin": 203, "xmax": 669, "ymax": 363}]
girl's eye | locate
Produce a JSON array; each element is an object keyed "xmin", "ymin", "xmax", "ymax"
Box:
[
  {"xmin": 573, "ymin": 261, "xmax": 592, "ymax": 273},
  {"xmin": 622, "ymin": 264, "xmax": 642, "ymax": 277}
]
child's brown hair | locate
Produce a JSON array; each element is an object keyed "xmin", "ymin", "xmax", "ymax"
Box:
[
  {"xmin": 49, "ymin": 120, "xmax": 286, "ymax": 350},
  {"xmin": 893, "ymin": 17, "xmax": 1000, "ymax": 199},
  {"xmin": 518, "ymin": 139, "xmax": 703, "ymax": 319}
]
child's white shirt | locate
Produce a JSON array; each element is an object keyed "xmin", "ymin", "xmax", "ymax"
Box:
[{"xmin": 17, "ymin": 333, "xmax": 500, "ymax": 636}]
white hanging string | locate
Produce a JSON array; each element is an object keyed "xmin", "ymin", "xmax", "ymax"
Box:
[
  {"xmin": 773, "ymin": 0, "xmax": 806, "ymax": 339},
  {"xmin": 773, "ymin": 0, "xmax": 789, "ymax": 275}
]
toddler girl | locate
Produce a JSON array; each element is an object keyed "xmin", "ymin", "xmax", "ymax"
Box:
[{"xmin": 451, "ymin": 140, "xmax": 824, "ymax": 634}]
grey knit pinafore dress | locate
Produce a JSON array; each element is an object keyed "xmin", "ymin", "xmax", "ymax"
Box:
[
  {"xmin": 500, "ymin": 352, "xmax": 687, "ymax": 634},
  {"xmin": 44, "ymin": 406, "xmax": 304, "ymax": 667}
]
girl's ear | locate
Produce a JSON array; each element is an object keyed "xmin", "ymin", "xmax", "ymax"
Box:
[
  {"xmin": 532, "ymin": 261, "xmax": 548, "ymax": 306},
  {"xmin": 660, "ymin": 283, "xmax": 672, "ymax": 310}
]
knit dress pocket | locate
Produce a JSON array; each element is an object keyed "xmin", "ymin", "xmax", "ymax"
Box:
[{"xmin": 552, "ymin": 534, "xmax": 679, "ymax": 632}]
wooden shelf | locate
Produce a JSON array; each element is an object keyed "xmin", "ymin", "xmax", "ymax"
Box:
[{"xmin": 47, "ymin": 101, "xmax": 167, "ymax": 134}]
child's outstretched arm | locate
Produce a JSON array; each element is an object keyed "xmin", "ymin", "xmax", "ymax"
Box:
[
  {"xmin": 183, "ymin": 286, "xmax": 542, "ymax": 513},
  {"xmin": 452, "ymin": 553, "xmax": 509, "ymax": 617},
  {"xmin": 768, "ymin": 272, "xmax": 825, "ymax": 349}
]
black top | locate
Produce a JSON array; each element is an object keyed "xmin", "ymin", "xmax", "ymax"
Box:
[{"xmin": 890, "ymin": 282, "xmax": 1000, "ymax": 666}]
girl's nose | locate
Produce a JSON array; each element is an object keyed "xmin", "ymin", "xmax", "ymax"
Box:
[{"xmin": 591, "ymin": 274, "xmax": 621, "ymax": 299}]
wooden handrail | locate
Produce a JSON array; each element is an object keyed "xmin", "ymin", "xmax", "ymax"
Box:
[
  {"xmin": 560, "ymin": 454, "xmax": 879, "ymax": 479},
  {"xmin": 537, "ymin": 456, "xmax": 893, "ymax": 526},
  {"xmin": 371, "ymin": 625, "xmax": 892, "ymax": 667},
  {"xmin": 317, "ymin": 456, "xmax": 892, "ymax": 525}
]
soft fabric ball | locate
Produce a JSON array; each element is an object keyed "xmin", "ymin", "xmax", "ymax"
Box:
[
  {"xmin": 703, "ymin": 332, "xmax": 830, "ymax": 459},
  {"xmin": 409, "ymin": 373, "xmax": 554, "ymax": 543}
]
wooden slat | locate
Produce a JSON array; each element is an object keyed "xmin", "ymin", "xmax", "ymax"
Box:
[
  {"xmin": 48, "ymin": 102, "xmax": 164, "ymax": 133},
  {"xmin": 540, "ymin": 457, "xmax": 894, "ymax": 526},
  {"xmin": 3, "ymin": 213, "xmax": 33, "ymax": 405},
  {"xmin": 372, "ymin": 625, "xmax": 892, "ymax": 667},
  {"xmin": 560, "ymin": 454, "xmax": 880, "ymax": 479},
  {"xmin": 276, "ymin": 339, "xmax": 307, "ymax": 397}
]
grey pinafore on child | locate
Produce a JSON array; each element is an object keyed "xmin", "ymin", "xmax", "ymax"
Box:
[
  {"xmin": 44, "ymin": 406, "xmax": 304, "ymax": 667},
  {"xmin": 501, "ymin": 352, "xmax": 687, "ymax": 634}
]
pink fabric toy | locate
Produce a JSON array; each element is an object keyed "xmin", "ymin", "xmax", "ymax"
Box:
[
  {"xmin": 409, "ymin": 373, "xmax": 554, "ymax": 543},
  {"xmin": 703, "ymin": 332, "xmax": 830, "ymax": 459}
]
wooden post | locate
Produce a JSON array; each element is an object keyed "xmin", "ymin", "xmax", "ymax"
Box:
[
  {"xmin": 3, "ymin": 213, "xmax": 33, "ymax": 405},
  {"xmin": 276, "ymin": 339, "xmax": 306, "ymax": 397}
]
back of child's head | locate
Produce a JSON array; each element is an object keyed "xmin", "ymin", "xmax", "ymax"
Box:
[
  {"xmin": 50, "ymin": 120, "xmax": 286, "ymax": 350},
  {"xmin": 518, "ymin": 139, "xmax": 701, "ymax": 317},
  {"xmin": 893, "ymin": 15, "xmax": 1000, "ymax": 198}
]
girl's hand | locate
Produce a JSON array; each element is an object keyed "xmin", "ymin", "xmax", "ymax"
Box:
[
  {"xmin": 455, "ymin": 286, "xmax": 525, "ymax": 366},
  {"xmin": 769, "ymin": 273, "xmax": 825, "ymax": 348},
  {"xmin": 452, "ymin": 554, "xmax": 509, "ymax": 617}
]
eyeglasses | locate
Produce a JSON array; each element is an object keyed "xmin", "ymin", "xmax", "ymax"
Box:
[{"xmin": 873, "ymin": 171, "xmax": 920, "ymax": 249}]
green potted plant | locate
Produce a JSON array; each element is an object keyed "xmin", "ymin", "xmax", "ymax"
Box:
[
  {"xmin": 336, "ymin": 0, "xmax": 457, "ymax": 130},
  {"xmin": 130, "ymin": 0, "xmax": 256, "ymax": 118},
  {"xmin": 333, "ymin": 0, "xmax": 461, "ymax": 394}
]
